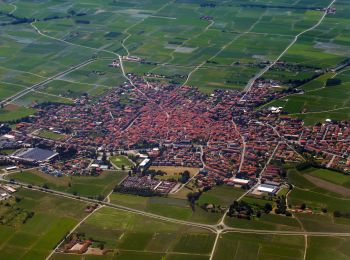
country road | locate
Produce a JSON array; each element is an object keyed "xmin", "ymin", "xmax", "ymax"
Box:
[
  {"xmin": 0, "ymin": 58, "xmax": 95, "ymax": 106},
  {"xmin": 2, "ymin": 174, "xmax": 350, "ymax": 238},
  {"xmin": 241, "ymin": 0, "xmax": 337, "ymax": 100}
]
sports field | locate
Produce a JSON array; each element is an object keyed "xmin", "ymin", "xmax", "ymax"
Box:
[
  {"xmin": 1, "ymin": 0, "xmax": 349, "ymax": 123},
  {"xmin": 110, "ymin": 155, "xmax": 134, "ymax": 169}
]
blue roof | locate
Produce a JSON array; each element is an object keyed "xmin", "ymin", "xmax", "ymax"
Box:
[{"xmin": 17, "ymin": 148, "xmax": 58, "ymax": 161}]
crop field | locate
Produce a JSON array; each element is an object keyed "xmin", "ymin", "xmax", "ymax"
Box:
[
  {"xmin": 303, "ymin": 168, "xmax": 350, "ymax": 188},
  {"xmin": 225, "ymin": 210, "xmax": 302, "ymax": 232},
  {"xmin": 262, "ymin": 66, "xmax": 350, "ymax": 124},
  {"xmin": 8, "ymin": 169, "xmax": 127, "ymax": 198},
  {"xmin": 109, "ymin": 192, "xmax": 221, "ymax": 224},
  {"xmin": 55, "ymin": 206, "xmax": 215, "ymax": 259},
  {"xmin": 109, "ymin": 185, "xmax": 245, "ymax": 224},
  {"xmin": 306, "ymin": 236, "xmax": 350, "ymax": 259},
  {"xmin": 286, "ymin": 168, "xmax": 350, "ymax": 232},
  {"xmin": 0, "ymin": 0, "xmax": 349, "ymax": 123},
  {"xmin": 197, "ymin": 185, "xmax": 244, "ymax": 206},
  {"xmin": 110, "ymin": 186, "xmax": 244, "ymax": 224},
  {"xmin": 214, "ymin": 232, "xmax": 305, "ymax": 260},
  {"xmin": 0, "ymin": 188, "xmax": 87, "ymax": 259}
]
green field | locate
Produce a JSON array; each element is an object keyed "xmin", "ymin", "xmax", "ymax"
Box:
[
  {"xmin": 304, "ymin": 168, "xmax": 350, "ymax": 188},
  {"xmin": 109, "ymin": 192, "xmax": 220, "ymax": 224},
  {"xmin": 110, "ymin": 186, "xmax": 245, "ymax": 224},
  {"xmin": 110, "ymin": 155, "xmax": 134, "ymax": 169},
  {"xmin": 0, "ymin": 188, "xmax": 87, "ymax": 259},
  {"xmin": 214, "ymin": 232, "xmax": 304, "ymax": 260},
  {"xmin": 306, "ymin": 236, "xmax": 350, "ymax": 259},
  {"xmin": 8, "ymin": 169, "xmax": 127, "ymax": 198},
  {"xmin": 37, "ymin": 130, "xmax": 66, "ymax": 140},
  {"xmin": 55, "ymin": 206, "xmax": 215, "ymax": 259},
  {"xmin": 0, "ymin": 0, "xmax": 349, "ymax": 122}
]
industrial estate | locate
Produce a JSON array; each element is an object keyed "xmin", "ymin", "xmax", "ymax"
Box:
[{"xmin": 0, "ymin": 0, "xmax": 350, "ymax": 259}]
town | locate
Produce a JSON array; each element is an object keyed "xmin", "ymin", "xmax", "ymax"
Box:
[{"xmin": 0, "ymin": 72, "xmax": 349, "ymax": 198}]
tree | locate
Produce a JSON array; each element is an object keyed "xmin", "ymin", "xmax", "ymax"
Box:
[
  {"xmin": 326, "ymin": 78, "xmax": 341, "ymax": 87},
  {"xmin": 180, "ymin": 171, "xmax": 190, "ymax": 184},
  {"xmin": 256, "ymin": 210, "xmax": 262, "ymax": 218},
  {"xmin": 264, "ymin": 203, "xmax": 272, "ymax": 213},
  {"xmin": 334, "ymin": 210, "xmax": 342, "ymax": 218}
]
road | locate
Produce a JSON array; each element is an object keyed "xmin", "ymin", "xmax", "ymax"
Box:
[
  {"xmin": 3, "ymin": 175, "xmax": 350, "ymax": 238},
  {"xmin": 232, "ymin": 119, "xmax": 246, "ymax": 173},
  {"xmin": 182, "ymin": 9, "xmax": 266, "ymax": 87},
  {"xmin": 0, "ymin": 58, "xmax": 95, "ymax": 106},
  {"xmin": 2, "ymin": 172, "xmax": 350, "ymax": 260},
  {"xmin": 241, "ymin": 0, "xmax": 337, "ymax": 100}
]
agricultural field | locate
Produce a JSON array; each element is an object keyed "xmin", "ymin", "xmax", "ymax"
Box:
[
  {"xmin": 52, "ymin": 206, "xmax": 215, "ymax": 259},
  {"xmin": 110, "ymin": 186, "xmax": 244, "ymax": 224},
  {"xmin": 286, "ymin": 168, "xmax": 350, "ymax": 232},
  {"xmin": 0, "ymin": 0, "xmax": 349, "ymax": 123},
  {"xmin": 262, "ymin": 67, "xmax": 350, "ymax": 124},
  {"xmin": 304, "ymin": 168, "xmax": 350, "ymax": 188},
  {"xmin": 225, "ymin": 208, "xmax": 302, "ymax": 232},
  {"xmin": 214, "ymin": 232, "xmax": 305, "ymax": 260},
  {"xmin": 306, "ymin": 236, "xmax": 350, "ymax": 259},
  {"xmin": 109, "ymin": 192, "xmax": 219, "ymax": 224},
  {"xmin": 7, "ymin": 169, "xmax": 127, "ymax": 199},
  {"xmin": 0, "ymin": 188, "xmax": 88, "ymax": 259}
]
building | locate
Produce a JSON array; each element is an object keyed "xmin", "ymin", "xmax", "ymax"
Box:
[
  {"xmin": 257, "ymin": 184, "xmax": 279, "ymax": 195},
  {"xmin": 11, "ymin": 147, "xmax": 58, "ymax": 164}
]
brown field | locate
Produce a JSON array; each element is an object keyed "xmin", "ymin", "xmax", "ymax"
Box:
[
  {"xmin": 150, "ymin": 166, "xmax": 199, "ymax": 175},
  {"xmin": 4, "ymin": 104, "xmax": 19, "ymax": 111},
  {"xmin": 304, "ymin": 174, "xmax": 350, "ymax": 197}
]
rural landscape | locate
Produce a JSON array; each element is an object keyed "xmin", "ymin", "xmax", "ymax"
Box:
[{"xmin": 0, "ymin": 0, "xmax": 350, "ymax": 259}]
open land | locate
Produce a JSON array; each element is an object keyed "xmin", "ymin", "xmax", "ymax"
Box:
[{"xmin": 0, "ymin": 0, "xmax": 350, "ymax": 259}]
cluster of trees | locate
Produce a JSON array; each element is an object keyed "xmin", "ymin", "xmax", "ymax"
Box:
[
  {"xmin": 180, "ymin": 171, "xmax": 191, "ymax": 184},
  {"xmin": 0, "ymin": 202, "xmax": 34, "ymax": 225},
  {"xmin": 240, "ymin": 3, "xmax": 319, "ymax": 10},
  {"xmin": 0, "ymin": 9, "xmax": 87, "ymax": 27},
  {"xmin": 326, "ymin": 78, "xmax": 342, "ymax": 87},
  {"xmin": 334, "ymin": 210, "xmax": 350, "ymax": 218},
  {"xmin": 227, "ymin": 201, "xmax": 256, "ymax": 219},
  {"xmin": 187, "ymin": 191, "xmax": 202, "ymax": 211},
  {"xmin": 275, "ymin": 196, "xmax": 291, "ymax": 216},
  {"xmin": 114, "ymin": 186, "xmax": 161, "ymax": 197}
]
